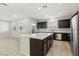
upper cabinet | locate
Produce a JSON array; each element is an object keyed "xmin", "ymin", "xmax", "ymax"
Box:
[
  {"xmin": 37, "ymin": 20, "xmax": 58, "ymax": 29},
  {"xmin": 58, "ymin": 19, "xmax": 70, "ymax": 28},
  {"xmin": 36, "ymin": 19, "xmax": 70, "ymax": 29},
  {"xmin": 37, "ymin": 21, "xmax": 47, "ymax": 29}
]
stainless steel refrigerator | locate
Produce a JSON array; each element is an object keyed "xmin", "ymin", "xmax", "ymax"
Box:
[{"xmin": 71, "ymin": 13, "xmax": 79, "ymax": 56}]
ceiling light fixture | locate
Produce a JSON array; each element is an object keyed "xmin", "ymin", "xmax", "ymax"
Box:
[
  {"xmin": 42, "ymin": 5, "xmax": 48, "ymax": 8},
  {"xmin": 0, "ymin": 3, "xmax": 8, "ymax": 7},
  {"xmin": 38, "ymin": 8, "xmax": 41, "ymax": 10}
]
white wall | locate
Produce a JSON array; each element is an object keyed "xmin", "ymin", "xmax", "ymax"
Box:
[
  {"xmin": 0, "ymin": 20, "xmax": 10, "ymax": 38},
  {"xmin": 10, "ymin": 17, "xmax": 37, "ymax": 36},
  {"xmin": 10, "ymin": 18, "xmax": 36, "ymax": 55},
  {"xmin": 47, "ymin": 19, "xmax": 58, "ymax": 29},
  {"xmin": 0, "ymin": 20, "xmax": 13, "ymax": 55},
  {"xmin": 29, "ymin": 18, "xmax": 37, "ymax": 33}
]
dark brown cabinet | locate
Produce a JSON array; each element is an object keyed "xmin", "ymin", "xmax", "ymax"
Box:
[
  {"xmin": 37, "ymin": 22, "xmax": 47, "ymax": 29},
  {"xmin": 53, "ymin": 33, "xmax": 70, "ymax": 41},
  {"xmin": 58, "ymin": 19, "xmax": 70, "ymax": 28},
  {"xmin": 62, "ymin": 33, "xmax": 70, "ymax": 41},
  {"xmin": 30, "ymin": 34, "xmax": 53, "ymax": 56},
  {"xmin": 43, "ymin": 41, "xmax": 48, "ymax": 55}
]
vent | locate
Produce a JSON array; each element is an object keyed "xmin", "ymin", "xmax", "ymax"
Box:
[
  {"xmin": 42, "ymin": 5, "xmax": 48, "ymax": 8},
  {"xmin": 0, "ymin": 3, "xmax": 8, "ymax": 7}
]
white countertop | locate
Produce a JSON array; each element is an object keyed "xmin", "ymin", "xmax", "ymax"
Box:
[
  {"xmin": 11, "ymin": 28, "xmax": 70, "ymax": 40},
  {"xmin": 20, "ymin": 33, "xmax": 53, "ymax": 40}
]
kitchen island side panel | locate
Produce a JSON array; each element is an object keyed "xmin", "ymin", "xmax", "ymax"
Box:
[{"xmin": 30, "ymin": 38, "xmax": 43, "ymax": 56}]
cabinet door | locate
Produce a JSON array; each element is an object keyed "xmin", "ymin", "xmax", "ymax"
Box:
[
  {"xmin": 50, "ymin": 39, "xmax": 53, "ymax": 47},
  {"xmin": 37, "ymin": 22, "xmax": 47, "ymax": 29},
  {"xmin": 43, "ymin": 41, "xmax": 48, "ymax": 55},
  {"xmin": 58, "ymin": 19, "xmax": 70, "ymax": 28},
  {"xmin": 48, "ymin": 35, "xmax": 53, "ymax": 48},
  {"xmin": 47, "ymin": 39, "xmax": 50, "ymax": 49}
]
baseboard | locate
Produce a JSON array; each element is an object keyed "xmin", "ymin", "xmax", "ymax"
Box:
[{"xmin": 20, "ymin": 50, "xmax": 30, "ymax": 56}]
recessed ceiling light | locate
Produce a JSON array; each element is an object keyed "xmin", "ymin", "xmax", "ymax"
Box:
[
  {"xmin": 38, "ymin": 8, "xmax": 41, "ymax": 10},
  {"xmin": 32, "ymin": 24, "xmax": 36, "ymax": 26}
]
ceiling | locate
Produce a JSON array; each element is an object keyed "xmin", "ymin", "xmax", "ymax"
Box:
[{"xmin": 0, "ymin": 3, "xmax": 79, "ymax": 21}]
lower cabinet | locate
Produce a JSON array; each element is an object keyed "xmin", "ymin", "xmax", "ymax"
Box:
[
  {"xmin": 30, "ymin": 38, "xmax": 43, "ymax": 56},
  {"xmin": 62, "ymin": 33, "xmax": 70, "ymax": 41},
  {"xmin": 43, "ymin": 41, "xmax": 48, "ymax": 55},
  {"xmin": 53, "ymin": 33, "xmax": 70, "ymax": 41},
  {"xmin": 30, "ymin": 34, "xmax": 53, "ymax": 56}
]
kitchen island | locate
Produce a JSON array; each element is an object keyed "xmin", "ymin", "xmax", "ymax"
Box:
[
  {"xmin": 30, "ymin": 33, "xmax": 53, "ymax": 56},
  {"xmin": 20, "ymin": 33, "xmax": 53, "ymax": 56}
]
